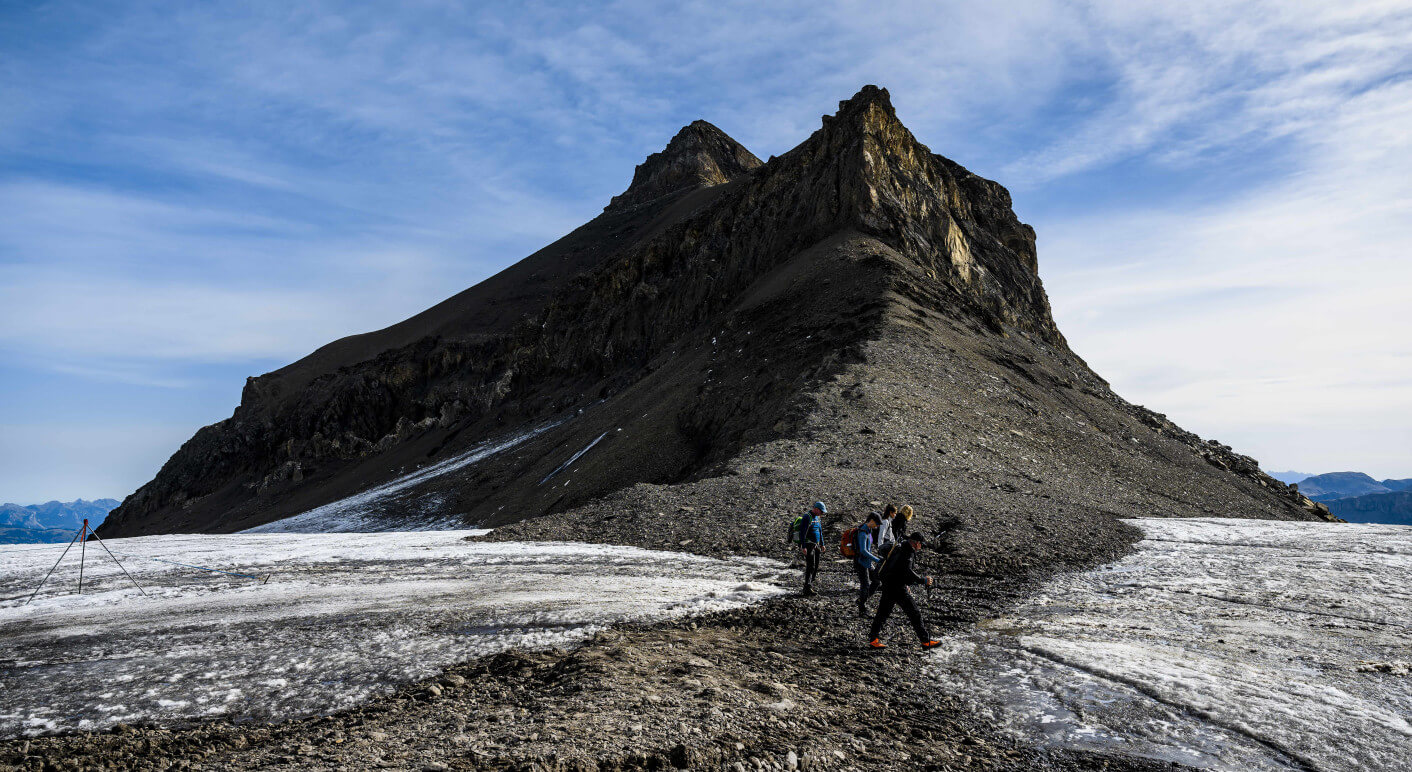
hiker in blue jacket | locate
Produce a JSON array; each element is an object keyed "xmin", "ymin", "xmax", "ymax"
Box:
[
  {"xmin": 787, "ymin": 501, "xmax": 826, "ymax": 596},
  {"xmin": 853, "ymin": 512, "xmax": 884, "ymax": 617}
]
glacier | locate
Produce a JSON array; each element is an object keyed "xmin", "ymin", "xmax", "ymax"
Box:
[
  {"xmin": 927, "ymin": 518, "xmax": 1412, "ymax": 771},
  {"xmin": 0, "ymin": 531, "xmax": 786, "ymax": 738}
]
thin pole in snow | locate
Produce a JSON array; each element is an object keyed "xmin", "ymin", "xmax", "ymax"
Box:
[
  {"xmin": 78, "ymin": 519, "xmax": 88, "ymax": 595},
  {"xmin": 86, "ymin": 528, "xmax": 149, "ymax": 597},
  {"xmin": 24, "ymin": 526, "xmax": 83, "ymax": 606}
]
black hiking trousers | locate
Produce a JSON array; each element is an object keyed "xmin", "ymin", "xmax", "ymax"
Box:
[
  {"xmin": 802, "ymin": 544, "xmax": 821, "ymax": 589},
  {"xmin": 869, "ymin": 585, "xmax": 929, "ymax": 642},
  {"xmin": 853, "ymin": 563, "xmax": 877, "ymax": 609}
]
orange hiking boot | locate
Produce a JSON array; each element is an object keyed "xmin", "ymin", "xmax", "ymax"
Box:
[
  {"xmin": 869, "ymin": 638, "xmax": 887, "ymax": 649},
  {"xmin": 921, "ymin": 640, "xmax": 942, "ymax": 649}
]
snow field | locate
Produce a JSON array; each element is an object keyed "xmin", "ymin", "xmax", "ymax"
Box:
[
  {"xmin": 0, "ymin": 531, "xmax": 787, "ymax": 737},
  {"xmin": 927, "ymin": 518, "xmax": 1412, "ymax": 771}
]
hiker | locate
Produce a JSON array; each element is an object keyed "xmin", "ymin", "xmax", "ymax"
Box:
[
  {"xmin": 852, "ymin": 512, "xmax": 884, "ymax": 617},
  {"xmin": 787, "ymin": 501, "xmax": 826, "ymax": 596},
  {"xmin": 876, "ymin": 504, "xmax": 899, "ymax": 550},
  {"xmin": 868, "ymin": 532, "xmax": 940, "ymax": 649},
  {"xmin": 890, "ymin": 504, "xmax": 914, "ymax": 549}
]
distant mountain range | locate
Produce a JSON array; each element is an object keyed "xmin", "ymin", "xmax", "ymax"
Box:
[
  {"xmin": 1291, "ymin": 472, "xmax": 1412, "ymax": 501},
  {"xmin": 1275, "ymin": 473, "xmax": 1412, "ymax": 526},
  {"xmin": 0, "ymin": 498, "xmax": 120, "ymax": 544}
]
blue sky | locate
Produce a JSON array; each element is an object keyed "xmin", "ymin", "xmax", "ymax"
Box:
[{"xmin": 2, "ymin": 0, "xmax": 1410, "ymax": 503}]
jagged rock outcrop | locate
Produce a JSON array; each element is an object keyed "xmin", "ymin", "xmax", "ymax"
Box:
[
  {"xmin": 605, "ymin": 120, "xmax": 762, "ymax": 213},
  {"xmin": 101, "ymin": 86, "xmax": 1320, "ymax": 540}
]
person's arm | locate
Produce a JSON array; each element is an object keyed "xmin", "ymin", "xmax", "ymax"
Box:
[
  {"xmin": 859, "ymin": 531, "xmax": 882, "ymax": 565},
  {"xmin": 903, "ymin": 551, "xmax": 926, "ymax": 585}
]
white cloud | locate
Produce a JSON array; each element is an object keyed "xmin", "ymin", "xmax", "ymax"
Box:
[
  {"xmin": 1005, "ymin": 0, "xmax": 1412, "ymax": 184},
  {"xmin": 1044, "ymin": 75, "xmax": 1412, "ymax": 477}
]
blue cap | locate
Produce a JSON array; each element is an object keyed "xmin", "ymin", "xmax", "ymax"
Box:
[{"xmin": 812, "ymin": 501, "xmax": 827, "ymax": 514}]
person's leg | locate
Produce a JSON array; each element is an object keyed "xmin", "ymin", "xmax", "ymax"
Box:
[
  {"xmin": 854, "ymin": 564, "xmax": 870, "ymax": 613},
  {"xmin": 897, "ymin": 589, "xmax": 930, "ymax": 642},
  {"xmin": 869, "ymin": 589, "xmax": 897, "ymax": 640},
  {"xmin": 806, "ymin": 546, "xmax": 821, "ymax": 587}
]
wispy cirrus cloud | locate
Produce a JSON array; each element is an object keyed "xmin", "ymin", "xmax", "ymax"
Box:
[{"xmin": 1042, "ymin": 72, "xmax": 1412, "ymax": 476}]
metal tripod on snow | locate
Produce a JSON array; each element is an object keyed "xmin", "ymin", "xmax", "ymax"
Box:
[{"xmin": 23, "ymin": 518, "xmax": 148, "ymax": 605}]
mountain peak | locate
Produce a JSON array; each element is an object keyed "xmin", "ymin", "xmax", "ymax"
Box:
[
  {"xmin": 605, "ymin": 120, "xmax": 762, "ymax": 213},
  {"xmin": 836, "ymin": 84, "xmax": 895, "ymax": 118}
]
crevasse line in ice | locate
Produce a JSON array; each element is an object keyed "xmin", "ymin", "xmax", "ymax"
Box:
[{"xmin": 926, "ymin": 518, "xmax": 1412, "ymax": 772}]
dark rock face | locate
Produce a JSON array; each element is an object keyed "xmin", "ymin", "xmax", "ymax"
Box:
[
  {"xmin": 605, "ymin": 120, "xmax": 763, "ymax": 213},
  {"xmin": 1325, "ymin": 491, "xmax": 1412, "ymax": 525},
  {"xmin": 1296, "ymin": 471, "xmax": 1392, "ymax": 501},
  {"xmin": 99, "ymin": 86, "xmax": 1323, "ymax": 539}
]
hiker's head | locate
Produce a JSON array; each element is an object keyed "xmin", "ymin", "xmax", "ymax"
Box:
[
  {"xmin": 811, "ymin": 501, "xmax": 826, "ymax": 516},
  {"xmin": 900, "ymin": 504, "xmax": 914, "ymax": 521},
  {"xmin": 909, "ymin": 532, "xmax": 925, "ymax": 550},
  {"xmin": 866, "ymin": 512, "xmax": 881, "ymax": 526},
  {"xmin": 884, "ymin": 504, "xmax": 897, "ymax": 517}
]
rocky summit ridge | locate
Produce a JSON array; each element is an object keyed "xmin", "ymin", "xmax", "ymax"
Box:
[
  {"xmin": 100, "ymin": 86, "xmax": 1330, "ymax": 549},
  {"xmin": 605, "ymin": 119, "xmax": 763, "ymax": 213}
]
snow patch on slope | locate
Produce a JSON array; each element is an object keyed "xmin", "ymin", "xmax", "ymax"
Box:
[
  {"xmin": 246, "ymin": 420, "xmax": 565, "ymax": 533},
  {"xmin": 539, "ymin": 432, "xmax": 607, "ymax": 485},
  {"xmin": 0, "ymin": 531, "xmax": 786, "ymax": 737},
  {"xmin": 928, "ymin": 518, "xmax": 1412, "ymax": 771}
]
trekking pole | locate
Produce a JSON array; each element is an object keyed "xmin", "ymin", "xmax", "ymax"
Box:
[
  {"xmin": 24, "ymin": 526, "xmax": 83, "ymax": 606},
  {"xmin": 86, "ymin": 528, "xmax": 149, "ymax": 597}
]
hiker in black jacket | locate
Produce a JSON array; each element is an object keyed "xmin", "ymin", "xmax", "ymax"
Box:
[{"xmin": 868, "ymin": 532, "xmax": 941, "ymax": 649}]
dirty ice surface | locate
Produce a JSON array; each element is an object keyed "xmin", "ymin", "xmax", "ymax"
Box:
[
  {"xmin": 928, "ymin": 518, "xmax": 1412, "ymax": 771},
  {"xmin": 246, "ymin": 420, "xmax": 564, "ymax": 533},
  {"xmin": 0, "ymin": 531, "xmax": 786, "ymax": 738}
]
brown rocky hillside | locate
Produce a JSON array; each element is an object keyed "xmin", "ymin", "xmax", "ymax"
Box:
[{"xmin": 99, "ymin": 86, "xmax": 1329, "ymax": 549}]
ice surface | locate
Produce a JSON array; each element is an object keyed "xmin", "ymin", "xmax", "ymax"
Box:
[
  {"xmin": 927, "ymin": 518, "xmax": 1412, "ymax": 771},
  {"xmin": 0, "ymin": 531, "xmax": 786, "ymax": 737},
  {"xmin": 246, "ymin": 421, "xmax": 564, "ymax": 533}
]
